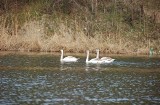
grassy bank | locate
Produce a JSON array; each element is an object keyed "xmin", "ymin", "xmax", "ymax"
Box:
[{"xmin": 0, "ymin": 0, "xmax": 160, "ymax": 54}]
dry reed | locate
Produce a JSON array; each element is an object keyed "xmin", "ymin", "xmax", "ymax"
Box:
[
  {"xmin": 0, "ymin": 18, "xmax": 151, "ymax": 54},
  {"xmin": 0, "ymin": 0, "xmax": 159, "ymax": 55}
]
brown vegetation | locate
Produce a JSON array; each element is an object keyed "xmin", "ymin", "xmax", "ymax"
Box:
[{"xmin": 0, "ymin": 0, "xmax": 160, "ymax": 54}]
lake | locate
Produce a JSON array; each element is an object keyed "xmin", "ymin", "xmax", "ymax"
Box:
[{"xmin": 0, "ymin": 52, "xmax": 160, "ymax": 104}]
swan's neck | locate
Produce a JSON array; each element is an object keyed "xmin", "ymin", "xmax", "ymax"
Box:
[
  {"xmin": 96, "ymin": 50, "xmax": 99, "ymax": 59},
  {"xmin": 86, "ymin": 51, "xmax": 89, "ymax": 62},
  {"xmin": 60, "ymin": 50, "xmax": 63, "ymax": 61}
]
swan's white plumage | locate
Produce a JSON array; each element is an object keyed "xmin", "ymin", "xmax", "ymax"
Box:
[
  {"xmin": 86, "ymin": 50, "xmax": 105, "ymax": 64},
  {"xmin": 60, "ymin": 50, "xmax": 79, "ymax": 62},
  {"xmin": 96, "ymin": 49, "xmax": 115, "ymax": 63}
]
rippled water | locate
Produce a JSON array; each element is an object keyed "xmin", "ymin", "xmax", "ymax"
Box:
[{"xmin": 0, "ymin": 52, "xmax": 160, "ymax": 104}]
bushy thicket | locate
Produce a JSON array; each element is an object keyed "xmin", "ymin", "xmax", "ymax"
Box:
[{"xmin": 0, "ymin": 0, "xmax": 159, "ymax": 54}]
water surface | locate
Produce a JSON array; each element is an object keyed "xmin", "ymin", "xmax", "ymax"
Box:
[{"xmin": 0, "ymin": 52, "xmax": 160, "ymax": 104}]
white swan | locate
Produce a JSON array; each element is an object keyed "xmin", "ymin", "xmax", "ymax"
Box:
[
  {"xmin": 96, "ymin": 49, "xmax": 115, "ymax": 63},
  {"xmin": 60, "ymin": 49, "xmax": 79, "ymax": 62},
  {"xmin": 86, "ymin": 50, "xmax": 105, "ymax": 64}
]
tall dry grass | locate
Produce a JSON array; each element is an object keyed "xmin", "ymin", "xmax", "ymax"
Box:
[
  {"xmin": 0, "ymin": 16, "xmax": 150, "ymax": 54},
  {"xmin": 0, "ymin": 0, "xmax": 159, "ymax": 54}
]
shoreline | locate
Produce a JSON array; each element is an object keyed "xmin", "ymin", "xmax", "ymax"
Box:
[{"xmin": 0, "ymin": 50, "xmax": 159, "ymax": 58}]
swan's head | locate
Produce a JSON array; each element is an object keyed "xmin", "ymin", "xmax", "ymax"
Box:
[
  {"xmin": 86, "ymin": 50, "xmax": 89, "ymax": 54},
  {"xmin": 60, "ymin": 49, "xmax": 63, "ymax": 52}
]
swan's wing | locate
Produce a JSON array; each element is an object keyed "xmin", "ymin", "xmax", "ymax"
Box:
[
  {"xmin": 63, "ymin": 56, "xmax": 79, "ymax": 61},
  {"xmin": 101, "ymin": 57, "xmax": 112, "ymax": 60},
  {"xmin": 90, "ymin": 58, "xmax": 99, "ymax": 61},
  {"xmin": 100, "ymin": 57, "xmax": 115, "ymax": 63},
  {"xmin": 88, "ymin": 58, "xmax": 106, "ymax": 64}
]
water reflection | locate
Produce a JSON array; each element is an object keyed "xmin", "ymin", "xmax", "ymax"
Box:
[
  {"xmin": 60, "ymin": 62, "xmax": 79, "ymax": 71},
  {"xmin": 0, "ymin": 53, "xmax": 160, "ymax": 104},
  {"xmin": 60, "ymin": 61, "xmax": 102, "ymax": 71},
  {"xmin": 85, "ymin": 63, "xmax": 101, "ymax": 71}
]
